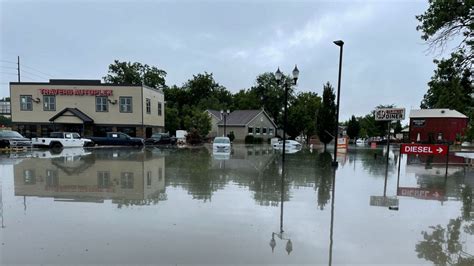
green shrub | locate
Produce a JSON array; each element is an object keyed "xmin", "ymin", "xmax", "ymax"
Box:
[
  {"xmin": 245, "ymin": 135, "xmax": 254, "ymax": 144},
  {"xmin": 227, "ymin": 131, "xmax": 235, "ymax": 142},
  {"xmin": 253, "ymin": 137, "xmax": 263, "ymax": 144}
]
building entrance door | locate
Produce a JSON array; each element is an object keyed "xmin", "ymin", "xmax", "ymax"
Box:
[{"xmin": 63, "ymin": 124, "xmax": 84, "ymax": 135}]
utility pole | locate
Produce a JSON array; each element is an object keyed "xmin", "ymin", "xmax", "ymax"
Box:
[{"xmin": 17, "ymin": 56, "xmax": 20, "ymax": 82}]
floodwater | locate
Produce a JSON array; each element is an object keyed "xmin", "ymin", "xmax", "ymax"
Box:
[{"xmin": 1, "ymin": 145, "xmax": 473, "ymax": 265}]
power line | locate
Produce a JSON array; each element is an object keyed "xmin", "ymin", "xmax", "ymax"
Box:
[
  {"xmin": 0, "ymin": 60, "xmax": 16, "ymax": 65},
  {"xmin": 21, "ymin": 64, "xmax": 54, "ymax": 78},
  {"xmin": 0, "ymin": 66, "xmax": 17, "ymax": 70},
  {"xmin": 0, "ymin": 72, "xmax": 17, "ymax": 76},
  {"xmin": 21, "ymin": 69, "xmax": 48, "ymax": 80}
]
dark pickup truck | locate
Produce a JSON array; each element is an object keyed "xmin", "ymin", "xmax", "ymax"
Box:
[{"xmin": 89, "ymin": 132, "xmax": 144, "ymax": 146}]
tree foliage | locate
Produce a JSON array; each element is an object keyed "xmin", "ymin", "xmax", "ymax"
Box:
[
  {"xmin": 416, "ymin": 0, "xmax": 473, "ymax": 70},
  {"xmin": 346, "ymin": 115, "xmax": 360, "ymax": 140},
  {"xmin": 420, "ymin": 56, "xmax": 473, "ymax": 115},
  {"xmin": 287, "ymin": 92, "xmax": 321, "ymax": 140},
  {"xmin": 103, "ymin": 60, "xmax": 167, "ymax": 89},
  {"xmin": 317, "ymin": 82, "xmax": 336, "ymax": 150}
]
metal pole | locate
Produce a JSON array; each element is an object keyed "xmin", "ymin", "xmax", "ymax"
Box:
[
  {"xmin": 445, "ymin": 145, "xmax": 449, "ymax": 179},
  {"xmin": 17, "ymin": 56, "xmax": 20, "ymax": 82},
  {"xmin": 282, "ymin": 83, "xmax": 288, "ymax": 163},
  {"xmin": 224, "ymin": 115, "xmax": 226, "ymax": 137},
  {"xmin": 280, "ymin": 162, "xmax": 285, "ymax": 234},
  {"xmin": 328, "ymin": 167, "xmax": 336, "ymax": 266},
  {"xmin": 397, "ymin": 146, "xmax": 402, "ymax": 190},
  {"xmin": 386, "ymin": 121, "xmax": 391, "ymax": 165},
  {"xmin": 332, "ymin": 44, "xmax": 343, "ymax": 167}
]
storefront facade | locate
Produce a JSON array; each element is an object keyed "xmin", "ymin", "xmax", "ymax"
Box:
[{"xmin": 10, "ymin": 79, "xmax": 165, "ymax": 138}]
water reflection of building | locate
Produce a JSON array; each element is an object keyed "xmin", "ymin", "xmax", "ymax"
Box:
[{"xmin": 14, "ymin": 148, "xmax": 166, "ymax": 206}]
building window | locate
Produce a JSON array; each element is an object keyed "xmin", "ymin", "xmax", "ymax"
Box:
[
  {"xmin": 41, "ymin": 125, "xmax": 55, "ymax": 137},
  {"xmin": 98, "ymin": 171, "xmax": 111, "ymax": 188},
  {"xmin": 117, "ymin": 127, "xmax": 136, "ymax": 137},
  {"xmin": 46, "ymin": 170, "xmax": 59, "ymax": 187},
  {"xmin": 262, "ymin": 127, "xmax": 267, "ymax": 134},
  {"xmin": 121, "ymin": 172, "xmax": 134, "ymax": 189},
  {"xmin": 43, "ymin": 95, "xmax": 56, "ymax": 111},
  {"xmin": 20, "ymin": 95, "xmax": 33, "ymax": 111},
  {"xmin": 119, "ymin": 97, "xmax": 133, "ymax": 113},
  {"xmin": 96, "ymin": 96, "xmax": 108, "ymax": 112},
  {"xmin": 158, "ymin": 102, "xmax": 162, "ymax": 116},
  {"xmin": 147, "ymin": 171, "xmax": 152, "ymax": 186},
  {"xmin": 23, "ymin": 170, "xmax": 36, "ymax": 184},
  {"xmin": 159, "ymin": 167, "xmax": 163, "ymax": 181},
  {"xmin": 269, "ymin": 128, "xmax": 274, "ymax": 135},
  {"xmin": 248, "ymin": 127, "xmax": 253, "ymax": 134},
  {"xmin": 146, "ymin": 98, "xmax": 151, "ymax": 114},
  {"xmin": 255, "ymin": 127, "xmax": 260, "ymax": 135}
]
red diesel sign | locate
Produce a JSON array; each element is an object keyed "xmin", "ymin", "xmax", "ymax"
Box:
[
  {"xmin": 401, "ymin": 143, "xmax": 448, "ymax": 155},
  {"xmin": 397, "ymin": 187, "xmax": 445, "ymax": 200}
]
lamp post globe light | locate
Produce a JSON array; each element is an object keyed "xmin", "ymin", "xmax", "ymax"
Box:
[
  {"xmin": 275, "ymin": 65, "xmax": 299, "ymax": 163},
  {"xmin": 332, "ymin": 40, "xmax": 344, "ymax": 167},
  {"xmin": 221, "ymin": 109, "xmax": 230, "ymax": 137}
]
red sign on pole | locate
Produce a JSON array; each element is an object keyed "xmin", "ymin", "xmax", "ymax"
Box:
[
  {"xmin": 400, "ymin": 144, "xmax": 448, "ymax": 155},
  {"xmin": 397, "ymin": 187, "xmax": 445, "ymax": 200}
]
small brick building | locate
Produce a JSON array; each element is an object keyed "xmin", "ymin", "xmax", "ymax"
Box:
[{"xmin": 409, "ymin": 109, "xmax": 469, "ymax": 144}]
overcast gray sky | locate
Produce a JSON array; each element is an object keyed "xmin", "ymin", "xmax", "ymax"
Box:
[{"xmin": 1, "ymin": 0, "xmax": 446, "ymax": 121}]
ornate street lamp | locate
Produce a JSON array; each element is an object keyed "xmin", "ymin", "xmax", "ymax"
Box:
[
  {"xmin": 220, "ymin": 109, "xmax": 230, "ymax": 137},
  {"xmin": 275, "ymin": 65, "xmax": 299, "ymax": 163}
]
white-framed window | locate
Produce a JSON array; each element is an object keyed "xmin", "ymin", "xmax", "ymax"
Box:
[
  {"xmin": 262, "ymin": 127, "xmax": 267, "ymax": 134},
  {"xmin": 20, "ymin": 95, "xmax": 32, "ymax": 111},
  {"xmin": 96, "ymin": 96, "xmax": 108, "ymax": 112},
  {"xmin": 248, "ymin": 127, "xmax": 253, "ymax": 134},
  {"xmin": 147, "ymin": 171, "xmax": 152, "ymax": 186},
  {"xmin": 120, "ymin": 97, "xmax": 133, "ymax": 113},
  {"xmin": 146, "ymin": 98, "xmax": 151, "ymax": 114},
  {"xmin": 97, "ymin": 171, "xmax": 110, "ymax": 188},
  {"xmin": 158, "ymin": 102, "xmax": 162, "ymax": 116},
  {"xmin": 269, "ymin": 128, "xmax": 274, "ymax": 135},
  {"xmin": 255, "ymin": 127, "xmax": 260, "ymax": 135},
  {"xmin": 43, "ymin": 95, "xmax": 56, "ymax": 111},
  {"xmin": 121, "ymin": 172, "xmax": 134, "ymax": 189}
]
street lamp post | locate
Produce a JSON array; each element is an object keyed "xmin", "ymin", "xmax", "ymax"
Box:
[
  {"xmin": 275, "ymin": 65, "xmax": 299, "ymax": 163},
  {"xmin": 220, "ymin": 109, "xmax": 230, "ymax": 137},
  {"xmin": 332, "ymin": 40, "xmax": 344, "ymax": 167}
]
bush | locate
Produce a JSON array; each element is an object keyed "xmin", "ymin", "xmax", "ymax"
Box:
[
  {"xmin": 253, "ymin": 137, "xmax": 263, "ymax": 144},
  {"xmin": 245, "ymin": 135, "xmax": 254, "ymax": 144},
  {"xmin": 186, "ymin": 128, "xmax": 202, "ymax": 145},
  {"xmin": 227, "ymin": 131, "xmax": 235, "ymax": 142}
]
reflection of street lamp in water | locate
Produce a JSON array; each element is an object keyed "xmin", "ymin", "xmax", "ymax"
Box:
[{"xmin": 269, "ymin": 161, "xmax": 293, "ymax": 254}]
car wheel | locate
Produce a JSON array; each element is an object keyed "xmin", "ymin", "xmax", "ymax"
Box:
[{"xmin": 50, "ymin": 142, "xmax": 63, "ymax": 149}]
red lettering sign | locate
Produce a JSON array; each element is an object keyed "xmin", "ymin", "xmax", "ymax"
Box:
[
  {"xmin": 39, "ymin": 88, "xmax": 113, "ymax": 96},
  {"xmin": 397, "ymin": 187, "xmax": 445, "ymax": 200},
  {"xmin": 401, "ymin": 144, "xmax": 448, "ymax": 155}
]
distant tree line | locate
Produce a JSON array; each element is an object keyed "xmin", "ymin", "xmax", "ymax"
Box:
[{"xmin": 103, "ymin": 60, "xmax": 338, "ymax": 145}]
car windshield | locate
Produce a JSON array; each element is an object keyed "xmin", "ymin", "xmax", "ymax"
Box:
[
  {"xmin": 214, "ymin": 138, "xmax": 230, "ymax": 144},
  {"xmin": 0, "ymin": 131, "xmax": 24, "ymax": 138}
]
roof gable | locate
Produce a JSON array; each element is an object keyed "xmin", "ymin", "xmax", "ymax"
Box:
[
  {"xmin": 217, "ymin": 109, "xmax": 277, "ymax": 128},
  {"xmin": 409, "ymin": 109, "xmax": 468, "ymax": 119},
  {"xmin": 49, "ymin": 108, "xmax": 94, "ymax": 123},
  {"xmin": 206, "ymin": 109, "xmax": 222, "ymax": 120}
]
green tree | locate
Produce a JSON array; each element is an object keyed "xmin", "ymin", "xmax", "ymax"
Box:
[
  {"xmin": 183, "ymin": 108, "xmax": 211, "ymax": 138},
  {"xmin": 287, "ymin": 92, "xmax": 321, "ymax": 140},
  {"xmin": 346, "ymin": 115, "xmax": 361, "ymax": 140},
  {"xmin": 416, "ymin": 0, "xmax": 473, "ymax": 70},
  {"xmin": 420, "ymin": 56, "xmax": 472, "ymax": 115},
  {"xmin": 317, "ymin": 82, "xmax": 337, "ymax": 151},
  {"xmin": 0, "ymin": 116, "xmax": 12, "ymax": 127},
  {"xmin": 103, "ymin": 60, "xmax": 167, "ymax": 89},
  {"xmin": 164, "ymin": 106, "xmax": 180, "ymax": 136}
]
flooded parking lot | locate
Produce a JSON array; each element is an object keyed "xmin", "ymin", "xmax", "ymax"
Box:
[{"xmin": 1, "ymin": 145, "xmax": 473, "ymax": 265}]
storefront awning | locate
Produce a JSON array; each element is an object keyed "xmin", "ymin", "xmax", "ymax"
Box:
[{"xmin": 49, "ymin": 108, "xmax": 94, "ymax": 123}]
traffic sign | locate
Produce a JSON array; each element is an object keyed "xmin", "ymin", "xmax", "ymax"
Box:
[
  {"xmin": 375, "ymin": 108, "xmax": 405, "ymax": 121},
  {"xmin": 401, "ymin": 144, "xmax": 448, "ymax": 156},
  {"xmin": 397, "ymin": 187, "xmax": 445, "ymax": 200},
  {"xmin": 369, "ymin": 196, "xmax": 399, "ymax": 207}
]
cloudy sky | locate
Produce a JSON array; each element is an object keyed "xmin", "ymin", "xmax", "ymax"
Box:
[{"xmin": 0, "ymin": 0, "xmax": 449, "ymax": 121}]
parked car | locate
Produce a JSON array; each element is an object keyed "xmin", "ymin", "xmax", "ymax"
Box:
[
  {"xmin": 32, "ymin": 132, "xmax": 93, "ymax": 149},
  {"xmin": 0, "ymin": 130, "xmax": 32, "ymax": 148},
  {"xmin": 145, "ymin": 133, "xmax": 176, "ymax": 146},
  {"xmin": 213, "ymin": 136, "xmax": 231, "ymax": 153},
  {"xmin": 272, "ymin": 140, "xmax": 302, "ymax": 150},
  {"xmin": 89, "ymin": 132, "xmax": 144, "ymax": 146}
]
